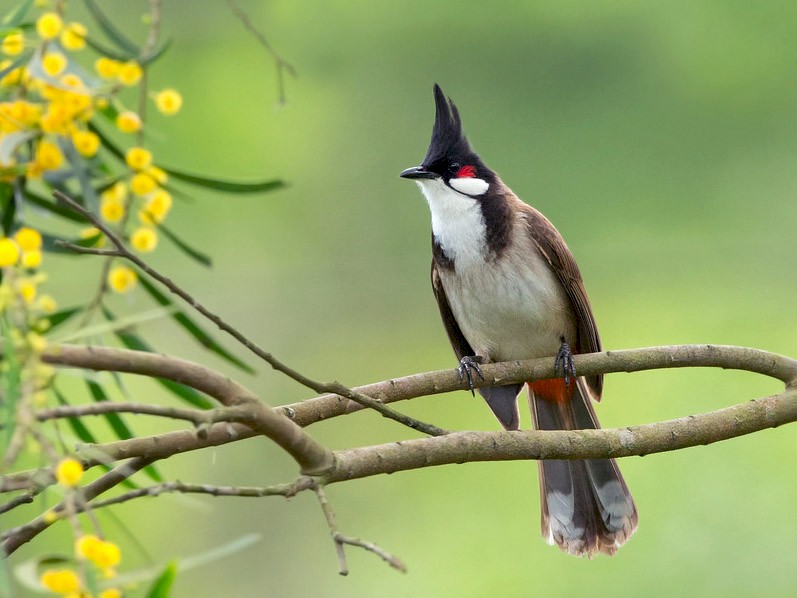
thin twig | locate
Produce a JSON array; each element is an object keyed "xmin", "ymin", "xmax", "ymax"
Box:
[
  {"xmin": 226, "ymin": 0, "xmax": 296, "ymax": 105},
  {"xmin": 2, "ymin": 456, "xmax": 155, "ymax": 554},
  {"xmin": 53, "ymin": 190, "xmax": 446, "ymax": 437},
  {"xmin": 36, "ymin": 402, "xmax": 214, "ymax": 425},
  {"xmin": 90, "ymin": 477, "xmax": 315, "ymax": 510},
  {"xmin": 314, "ymin": 485, "xmax": 406, "ymax": 575}
]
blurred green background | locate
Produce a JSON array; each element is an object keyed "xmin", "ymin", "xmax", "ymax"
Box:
[{"xmin": 8, "ymin": 0, "xmax": 797, "ymax": 596}]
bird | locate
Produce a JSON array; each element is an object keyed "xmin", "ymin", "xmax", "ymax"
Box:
[{"xmin": 399, "ymin": 84, "xmax": 638, "ymax": 557}]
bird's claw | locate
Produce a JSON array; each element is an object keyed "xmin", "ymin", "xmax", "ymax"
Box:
[
  {"xmin": 555, "ymin": 341, "xmax": 577, "ymax": 386},
  {"xmin": 457, "ymin": 355, "xmax": 484, "ymax": 396}
]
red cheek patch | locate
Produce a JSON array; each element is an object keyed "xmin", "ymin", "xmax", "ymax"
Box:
[{"xmin": 455, "ymin": 165, "xmax": 476, "ymax": 178}]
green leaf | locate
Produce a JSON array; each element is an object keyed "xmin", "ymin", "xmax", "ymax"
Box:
[
  {"xmin": 162, "ymin": 166, "xmax": 285, "ymax": 194},
  {"xmin": 140, "ymin": 38, "xmax": 173, "ymax": 66},
  {"xmin": 53, "ymin": 386, "xmax": 98, "ymax": 445},
  {"xmin": 103, "ymin": 307, "xmax": 214, "ymax": 410},
  {"xmin": 146, "ymin": 561, "xmax": 178, "ymax": 598},
  {"xmin": 83, "ymin": 0, "xmax": 140, "ymax": 56},
  {"xmin": 2, "ymin": 0, "xmax": 33, "ymax": 27},
  {"xmin": 40, "ymin": 232, "xmax": 103, "ymax": 254},
  {"xmin": 46, "ymin": 306, "xmax": 84, "ymax": 332},
  {"xmin": 88, "ymin": 120, "xmax": 125, "ymax": 162},
  {"xmin": 1, "ymin": 319, "xmax": 21, "ymax": 452},
  {"xmin": 0, "ymin": 130, "xmax": 34, "ymax": 175},
  {"xmin": 0, "ymin": 183, "xmax": 15, "ymax": 235},
  {"xmin": 84, "ymin": 35, "xmax": 133, "ymax": 62},
  {"xmin": 23, "ymin": 189, "xmax": 86, "ymax": 223},
  {"xmin": 137, "ymin": 275, "xmax": 254, "ymax": 373},
  {"xmin": 157, "ymin": 222, "xmax": 212, "ymax": 267},
  {"xmin": 0, "ymin": 52, "xmax": 29, "ymax": 80}
]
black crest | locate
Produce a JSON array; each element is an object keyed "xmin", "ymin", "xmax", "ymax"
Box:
[{"xmin": 422, "ymin": 84, "xmax": 474, "ymax": 168}]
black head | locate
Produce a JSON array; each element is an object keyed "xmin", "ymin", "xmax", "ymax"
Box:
[{"xmin": 400, "ymin": 84, "xmax": 492, "ymax": 196}]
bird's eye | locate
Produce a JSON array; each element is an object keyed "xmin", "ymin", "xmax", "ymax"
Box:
[{"xmin": 449, "ymin": 162, "xmax": 460, "ymax": 172}]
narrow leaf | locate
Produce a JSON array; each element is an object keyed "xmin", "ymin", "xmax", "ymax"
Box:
[
  {"xmin": 84, "ymin": 35, "xmax": 133, "ymax": 62},
  {"xmin": 140, "ymin": 38, "xmax": 173, "ymax": 66},
  {"xmin": 23, "ymin": 189, "xmax": 86, "ymax": 223},
  {"xmin": 158, "ymin": 223, "xmax": 213, "ymax": 267},
  {"xmin": 146, "ymin": 561, "xmax": 178, "ymax": 598},
  {"xmin": 2, "ymin": 0, "xmax": 33, "ymax": 27},
  {"xmin": 1, "ymin": 321, "xmax": 21, "ymax": 451},
  {"xmin": 162, "ymin": 166, "xmax": 285, "ymax": 193},
  {"xmin": 83, "ymin": 0, "xmax": 139, "ymax": 56},
  {"xmin": 137, "ymin": 275, "xmax": 254, "ymax": 373},
  {"xmin": 88, "ymin": 121, "xmax": 125, "ymax": 161},
  {"xmin": 53, "ymin": 386, "xmax": 98, "ymax": 445},
  {"xmin": 46, "ymin": 306, "xmax": 83, "ymax": 332},
  {"xmin": 40, "ymin": 232, "xmax": 103, "ymax": 254},
  {"xmin": 86, "ymin": 380, "xmax": 133, "ymax": 440}
]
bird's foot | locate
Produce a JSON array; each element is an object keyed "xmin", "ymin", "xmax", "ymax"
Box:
[
  {"xmin": 457, "ymin": 355, "xmax": 485, "ymax": 396},
  {"xmin": 555, "ymin": 340, "xmax": 577, "ymax": 386}
]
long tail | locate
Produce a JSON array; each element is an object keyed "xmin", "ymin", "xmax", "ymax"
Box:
[{"xmin": 528, "ymin": 378, "xmax": 638, "ymax": 557}]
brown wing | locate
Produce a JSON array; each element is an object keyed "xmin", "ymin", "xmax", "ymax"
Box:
[
  {"xmin": 431, "ymin": 260, "xmax": 473, "ymax": 361},
  {"xmin": 521, "ymin": 206, "xmax": 603, "ymax": 400}
]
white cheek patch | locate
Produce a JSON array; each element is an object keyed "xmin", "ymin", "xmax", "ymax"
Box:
[{"xmin": 449, "ymin": 177, "xmax": 489, "ymax": 196}]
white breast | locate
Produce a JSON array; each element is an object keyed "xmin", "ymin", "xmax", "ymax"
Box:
[{"xmin": 416, "ymin": 179, "xmax": 574, "ymax": 362}]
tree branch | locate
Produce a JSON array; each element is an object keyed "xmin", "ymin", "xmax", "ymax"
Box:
[
  {"xmin": 53, "ymin": 189, "xmax": 445, "ymax": 437},
  {"xmin": 2, "ymin": 343, "xmax": 796, "ymax": 557}
]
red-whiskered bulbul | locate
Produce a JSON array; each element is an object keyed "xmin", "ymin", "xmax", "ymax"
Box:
[{"xmin": 400, "ymin": 84, "xmax": 638, "ymax": 557}]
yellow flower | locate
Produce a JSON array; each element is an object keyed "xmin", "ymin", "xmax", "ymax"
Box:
[
  {"xmin": 60, "ymin": 73, "xmax": 84, "ymax": 89},
  {"xmin": 18, "ymin": 280, "xmax": 36, "ymax": 303},
  {"xmin": 35, "ymin": 139, "xmax": 64, "ymax": 170},
  {"xmin": 76, "ymin": 536, "xmax": 122, "ymax": 569},
  {"xmin": 144, "ymin": 189, "xmax": 172, "ymax": 223},
  {"xmin": 108, "ymin": 265, "xmax": 137, "ymax": 293},
  {"xmin": 125, "ymin": 146, "xmax": 152, "ymax": 170},
  {"xmin": 0, "ymin": 238, "xmax": 20, "ymax": 266},
  {"xmin": 60, "ymin": 22, "xmax": 87, "ymax": 51},
  {"xmin": 116, "ymin": 110, "xmax": 141, "ymax": 133},
  {"xmin": 55, "ymin": 457, "xmax": 83, "ymax": 487},
  {"xmin": 22, "ymin": 250, "xmax": 42, "ymax": 269},
  {"xmin": 38, "ymin": 294, "xmax": 58, "ymax": 312},
  {"xmin": 36, "ymin": 12, "xmax": 63, "ymax": 40},
  {"xmin": 79, "ymin": 227, "xmax": 105, "ymax": 247},
  {"xmin": 147, "ymin": 165, "xmax": 168, "ymax": 185},
  {"xmin": 27, "ymin": 331, "xmax": 48, "ymax": 353},
  {"xmin": 72, "ymin": 130, "xmax": 100, "ymax": 157},
  {"xmin": 42, "ymin": 52, "xmax": 67, "ymax": 77},
  {"xmin": 130, "ymin": 172, "xmax": 156, "ymax": 195},
  {"xmin": 117, "ymin": 60, "xmax": 142, "ymax": 86},
  {"xmin": 102, "ymin": 181, "xmax": 128, "ymax": 203},
  {"xmin": 131, "ymin": 227, "xmax": 158, "ymax": 252},
  {"xmin": 95, "ymin": 56, "xmax": 120, "ymax": 79},
  {"xmin": 0, "ymin": 60, "xmax": 23, "ymax": 86},
  {"xmin": 40, "ymin": 569, "xmax": 80, "ymax": 594},
  {"xmin": 15, "ymin": 227, "xmax": 42, "ymax": 251},
  {"xmin": 42, "ymin": 510, "xmax": 59, "ymax": 524},
  {"xmin": 100, "ymin": 589, "xmax": 122, "ymax": 598},
  {"xmin": 2, "ymin": 31, "xmax": 24, "ymax": 56},
  {"xmin": 155, "ymin": 89, "xmax": 182, "ymax": 115},
  {"xmin": 100, "ymin": 198, "xmax": 125, "ymax": 223}
]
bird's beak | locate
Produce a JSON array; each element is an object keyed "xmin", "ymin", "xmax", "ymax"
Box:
[{"xmin": 399, "ymin": 166, "xmax": 437, "ymax": 180}]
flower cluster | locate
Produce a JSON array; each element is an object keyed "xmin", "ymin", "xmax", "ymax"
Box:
[
  {"xmin": 1, "ymin": 7, "xmax": 183, "ymax": 296},
  {"xmin": 0, "ymin": 227, "xmax": 57, "ymax": 392},
  {"xmin": 39, "ymin": 531, "xmax": 123, "ymax": 596}
]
